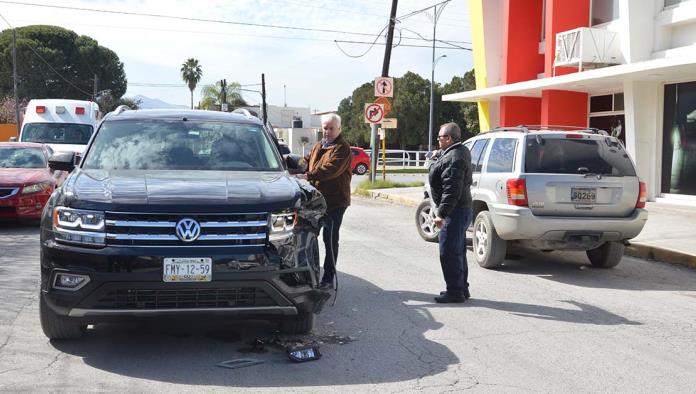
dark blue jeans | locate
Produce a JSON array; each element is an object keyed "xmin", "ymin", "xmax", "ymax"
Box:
[
  {"xmin": 321, "ymin": 207, "xmax": 347, "ymax": 284},
  {"xmin": 438, "ymin": 207, "xmax": 472, "ymax": 295}
]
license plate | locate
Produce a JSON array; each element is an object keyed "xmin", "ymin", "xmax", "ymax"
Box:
[
  {"xmin": 163, "ymin": 258, "xmax": 212, "ymax": 282},
  {"xmin": 571, "ymin": 188, "xmax": 597, "ymax": 203}
]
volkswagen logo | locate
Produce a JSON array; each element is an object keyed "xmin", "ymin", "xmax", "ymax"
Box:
[{"xmin": 175, "ymin": 218, "xmax": 201, "ymax": 242}]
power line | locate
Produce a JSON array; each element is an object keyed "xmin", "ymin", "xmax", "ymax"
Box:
[
  {"xmin": 0, "ymin": 0, "xmax": 468, "ymax": 44},
  {"xmin": 0, "ymin": 11, "xmax": 93, "ymax": 98},
  {"xmin": 335, "ymin": 39, "xmax": 469, "ymax": 51}
]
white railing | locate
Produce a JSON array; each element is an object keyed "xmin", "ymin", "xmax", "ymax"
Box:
[{"xmin": 365, "ymin": 149, "xmax": 430, "ymax": 167}]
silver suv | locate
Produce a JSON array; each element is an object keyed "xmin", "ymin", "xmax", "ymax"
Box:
[{"xmin": 418, "ymin": 126, "xmax": 648, "ymax": 269}]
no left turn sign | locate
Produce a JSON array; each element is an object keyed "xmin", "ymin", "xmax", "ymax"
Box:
[{"xmin": 364, "ymin": 103, "xmax": 385, "ymax": 124}]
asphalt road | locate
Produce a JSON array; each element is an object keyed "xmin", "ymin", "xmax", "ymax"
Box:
[{"xmin": 2, "ymin": 198, "xmax": 696, "ymax": 392}]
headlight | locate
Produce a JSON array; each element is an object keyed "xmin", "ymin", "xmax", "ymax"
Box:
[
  {"xmin": 52, "ymin": 207, "xmax": 106, "ymax": 246},
  {"xmin": 21, "ymin": 181, "xmax": 52, "ymax": 194},
  {"xmin": 269, "ymin": 211, "xmax": 297, "ymax": 241}
]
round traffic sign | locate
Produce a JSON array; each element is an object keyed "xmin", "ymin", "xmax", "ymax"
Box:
[{"xmin": 364, "ymin": 103, "xmax": 385, "ymax": 124}]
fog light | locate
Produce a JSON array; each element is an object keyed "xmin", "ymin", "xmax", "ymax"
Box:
[{"xmin": 53, "ymin": 273, "xmax": 90, "ymax": 291}]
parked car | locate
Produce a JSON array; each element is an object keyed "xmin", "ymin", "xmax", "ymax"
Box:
[
  {"xmin": 0, "ymin": 142, "xmax": 65, "ymax": 221},
  {"xmin": 416, "ymin": 126, "xmax": 648, "ymax": 269},
  {"xmin": 39, "ymin": 108, "xmax": 331, "ymax": 340},
  {"xmin": 351, "ymin": 146, "xmax": 370, "ymax": 175}
]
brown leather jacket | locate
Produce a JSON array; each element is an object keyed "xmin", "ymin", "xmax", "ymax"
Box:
[{"xmin": 306, "ymin": 134, "xmax": 352, "ymax": 212}]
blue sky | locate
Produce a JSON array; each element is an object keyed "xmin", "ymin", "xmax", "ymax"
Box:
[{"xmin": 2, "ymin": 0, "xmax": 473, "ymax": 112}]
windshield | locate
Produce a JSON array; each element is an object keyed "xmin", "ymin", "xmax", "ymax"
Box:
[
  {"xmin": 0, "ymin": 147, "xmax": 47, "ymax": 169},
  {"xmin": 82, "ymin": 120, "xmax": 282, "ymax": 171},
  {"xmin": 21, "ymin": 123, "xmax": 93, "ymax": 145},
  {"xmin": 524, "ymin": 135, "xmax": 636, "ymax": 176}
]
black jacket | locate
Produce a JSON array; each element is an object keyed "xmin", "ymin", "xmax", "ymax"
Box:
[{"xmin": 428, "ymin": 142, "xmax": 473, "ymax": 218}]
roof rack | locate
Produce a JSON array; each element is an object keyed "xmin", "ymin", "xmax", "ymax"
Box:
[
  {"xmin": 515, "ymin": 125, "xmax": 609, "ymax": 136},
  {"xmin": 113, "ymin": 105, "xmax": 131, "ymax": 115},
  {"xmin": 492, "ymin": 126, "xmax": 529, "ymax": 133},
  {"xmin": 232, "ymin": 108, "xmax": 256, "ymax": 119}
]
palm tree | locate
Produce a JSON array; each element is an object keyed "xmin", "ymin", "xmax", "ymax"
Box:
[
  {"xmin": 199, "ymin": 80, "xmax": 248, "ymax": 111},
  {"xmin": 180, "ymin": 58, "xmax": 203, "ymax": 109}
]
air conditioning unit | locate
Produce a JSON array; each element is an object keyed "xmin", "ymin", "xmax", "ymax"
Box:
[{"xmin": 554, "ymin": 27, "xmax": 622, "ymax": 73}]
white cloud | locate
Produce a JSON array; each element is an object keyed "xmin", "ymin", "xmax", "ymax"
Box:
[{"xmin": 2, "ymin": 0, "xmax": 473, "ymax": 111}]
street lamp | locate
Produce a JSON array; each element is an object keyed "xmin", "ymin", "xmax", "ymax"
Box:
[{"xmin": 428, "ymin": 54, "xmax": 447, "ymax": 152}]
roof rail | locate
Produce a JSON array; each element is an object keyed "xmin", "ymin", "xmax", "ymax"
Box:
[
  {"xmin": 232, "ymin": 108, "xmax": 256, "ymax": 119},
  {"xmin": 512, "ymin": 124, "xmax": 610, "ymax": 136},
  {"xmin": 113, "ymin": 105, "xmax": 131, "ymax": 115},
  {"xmin": 493, "ymin": 126, "xmax": 529, "ymax": 133}
]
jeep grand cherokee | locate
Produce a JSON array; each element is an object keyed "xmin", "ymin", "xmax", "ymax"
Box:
[{"xmin": 39, "ymin": 108, "xmax": 328, "ymax": 340}]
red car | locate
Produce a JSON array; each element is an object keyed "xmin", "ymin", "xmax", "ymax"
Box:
[
  {"xmin": 0, "ymin": 142, "xmax": 65, "ymax": 221},
  {"xmin": 350, "ymin": 146, "xmax": 370, "ymax": 175}
]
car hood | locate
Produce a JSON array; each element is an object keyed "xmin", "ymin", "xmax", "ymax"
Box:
[
  {"xmin": 61, "ymin": 169, "xmax": 301, "ymax": 209},
  {"xmin": 0, "ymin": 168, "xmax": 51, "ymax": 187}
]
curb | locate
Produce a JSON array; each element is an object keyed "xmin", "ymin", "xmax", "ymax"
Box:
[
  {"xmin": 364, "ymin": 190, "xmax": 696, "ymax": 270},
  {"xmin": 363, "ymin": 190, "xmax": 420, "ymax": 207},
  {"xmin": 625, "ymin": 243, "xmax": 696, "ymax": 269}
]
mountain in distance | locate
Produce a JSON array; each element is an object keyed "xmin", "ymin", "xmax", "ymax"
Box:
[{"xmin": 130, "ymin": 94, "xmax": 188, "ymax": 110}]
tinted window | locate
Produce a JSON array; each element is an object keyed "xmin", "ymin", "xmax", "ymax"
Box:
[
  {"xmin": 486, "ymin": 138, "xmax": 517, "ymax": 173},
  {"xmin": 470, "ymin": 139, "xmax": 489, "ymax": 173},
  {"xmin": 83, "ymin": 120, "xmax": 281, "ymax": 171},
  {"xmin": 0, "ymin": 147, "xmax": 46, "ymax": 168},
  {"xmin": 591, "ymin": 0, "xmax": 619, "ymax": 25},
  {"xmin": 21, "ymin": 123, "xmax": 93, "ymax": 145},
  {"xmin": 524, "ymin": 136, "xmax": 636, "ymax": 176}
]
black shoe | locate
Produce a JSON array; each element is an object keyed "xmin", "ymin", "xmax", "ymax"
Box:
[
  {"xmin": 318, "ymin": 281, "xmax": 334, "ymax": 291},
  {"xmin": 440, "ymin": 289, "xmax": 471, "ymax": 299},
  {"xmin": 434, "ymin": 293, "xmax": 466, "ymax": 303}
]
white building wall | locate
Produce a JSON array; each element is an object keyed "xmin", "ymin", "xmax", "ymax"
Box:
[
  {"xmin": 618, "ymin": 0, "xmax": 658, "ymax": 63},
  {"xmin": 482, "ymin": 0, "xmax": 504, "ymax": 88}
]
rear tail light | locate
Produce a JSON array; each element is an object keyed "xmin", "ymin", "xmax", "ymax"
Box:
[
  {"xmin": 36, "ymin": 106, "xmax": 46, "ymax": 113},
  {"xmin": 75, "ymin": 107, "xmax": 85, "ymax": 115},
  {"xmin": 506, "ymin": 178, "xmax": 528, "ymax": 207},
  {"xmin": 636, "ymin": 181, "xmax": 647, "ymax": 209}
]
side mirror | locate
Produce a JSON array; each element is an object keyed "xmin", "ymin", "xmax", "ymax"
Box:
[
  {"xmin": 48, "ymin": 151, "xmax": 76, "ymax": 172},
  {"xmin": 9, "ymin": 137, "xmax": 17, "ymax": 142},
  {"xmin": 286, "ymin": 154, "xmax": 307, "ymax": 175}
]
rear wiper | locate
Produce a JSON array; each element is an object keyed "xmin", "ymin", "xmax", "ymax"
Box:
[{"xmin": 578, "ymin": 167, "xmax": 602, "ymax": 179}]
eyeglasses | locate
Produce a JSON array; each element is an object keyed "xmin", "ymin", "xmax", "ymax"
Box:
[{"xmin": 437, "ymin": 135, "xmax": 450, "ymax": 140}]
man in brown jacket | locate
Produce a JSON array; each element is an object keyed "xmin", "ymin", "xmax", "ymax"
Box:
[{"xmin": 298, "ymin": 113, "xmax": 352, "ymax": 290}]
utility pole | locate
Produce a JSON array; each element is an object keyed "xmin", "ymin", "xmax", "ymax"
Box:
[
  {"xmin": 427, "ymin": 2, "xmax": 447, "ymax": 153},
  {"xmin": 12, "ymin": 29, "xmax": 20, "ymax": 135},
  {"xmin": 371, "ymin": 0, "xmax": 398, "ymax": 182},
  {"xmin": 261, "ymin": 74, "xmax": 268, "ymax": 126},
  {"xmin": 220, "ymin": 79, "xmax": 228, "ymax": 111},
  {"xmin": 283, "ymin": 84, "xmax": 287, "ymax": 107}
]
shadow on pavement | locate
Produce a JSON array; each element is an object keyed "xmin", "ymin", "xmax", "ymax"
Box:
[
  {"xmin": 50, "ymin": 273, "xmax": 458, "ymax": 387},
  {"xmin": 475, "ymin": 244, "xmax": 696, "ymax": 292}
]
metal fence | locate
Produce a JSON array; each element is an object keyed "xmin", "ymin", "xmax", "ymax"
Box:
[{"xmin": 365, "ymin": 149, "xmax": 430, "ymax": 167}]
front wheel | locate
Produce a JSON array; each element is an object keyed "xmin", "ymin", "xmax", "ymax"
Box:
[
  {"xmin": 355, "ymin": 163, "xmax": 368, "ymax": 175},
  {"xmin": 415, "ymin": 199, "xmax": 439, "ymax": 242},
  {"xmin": 586, "ymin": 241, "xmax": 624, "ymax": 268},
  {"xmin": 472, "ymin": 211, "xmax": 507, "ymax": 269},
  {"xmin": 40, "ymin": 294, "xmax": 86, "ymax": 340}
]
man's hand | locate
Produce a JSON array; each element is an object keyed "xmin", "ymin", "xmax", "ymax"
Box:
[
  {"xmin": 434, "ymin": 216, "xmax": 444, "ymax": 229},
  {"xmin": 295, "ymin": 173, "xmax": 308, "ymax": 180}
]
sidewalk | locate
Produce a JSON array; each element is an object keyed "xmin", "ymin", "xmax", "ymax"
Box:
[{"xmin": 363, "ymin": 186, "xmax": 696, "ymax": 269}]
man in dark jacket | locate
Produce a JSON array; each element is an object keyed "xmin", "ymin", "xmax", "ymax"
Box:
[
  {"xmin": 299, "ymin": 114, "xmax": 352, "ymax": 290},
  {"xmin": 429, "ymin": 122, "xmax": 473, "ymax": 303}
]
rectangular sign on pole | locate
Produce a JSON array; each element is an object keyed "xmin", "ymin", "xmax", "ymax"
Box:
[{"xmin": 381, "ymin": 118, "xmax": 397, "ymax": 129}]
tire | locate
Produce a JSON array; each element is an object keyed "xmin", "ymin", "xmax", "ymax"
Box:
[
  {"xmin": 355, "ymin": 163, "xmax": 368, "ymax": 175},
  {"xmin": 472, "ymin": 211, "xmax": 507, "ymax": 269},
  {"xmin": 39, "ymin": 294, "xmax": 86, "ymax": 340},
  {"xmin": 586, "ymin": 241, "xmax": 624, "ymax": 268},
  {"xmin": 279, "ymin": 312, "xmax": 315, "ymax": 335},
  {"xmin": 415, "ymin": 199, "xmax": 440, "ymax": 243}
]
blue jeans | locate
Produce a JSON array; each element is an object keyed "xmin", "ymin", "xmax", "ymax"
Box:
[
  {"xmin": 321, "ymin": 207, "xmax": 347, "ymax": 284},
  {"xmin": 438, "ymin": 207, "xmax": 472, "ymax": 295}
]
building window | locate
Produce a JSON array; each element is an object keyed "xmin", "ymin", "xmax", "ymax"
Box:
[
  {"xmin": 662, "ymin": 81, "xmax": 696, "ymax": 195},
  {"xmin": 589, "ymin": 93, "xmax": 623, "ymax": 113},
  {"xmin": 591, "ymin": 0, "xmax": 620, "ymax": 26},
  {"xmin": 590, "ymin": 93, "xmax": 625, "ymax": 145},
  {"xmin": 665, "ymin": 0, "xmax": 688, "ymax": 8}
]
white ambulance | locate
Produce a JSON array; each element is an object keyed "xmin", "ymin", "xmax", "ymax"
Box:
[{"xmin": 18, "ymin": 99, "xmax": 100, "ymax": 154}]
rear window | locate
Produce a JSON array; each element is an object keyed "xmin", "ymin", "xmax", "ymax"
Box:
[
  {"xmin": 524, "ymin": 135, "xmax": 636, "ymax": 176},
  {"xmin": 21, "ymin": 123, "xmax": 93, "ymax": 145},
  {"xmin": 0, "ymin": 147, "xmax": 46, "ymax": 169}
]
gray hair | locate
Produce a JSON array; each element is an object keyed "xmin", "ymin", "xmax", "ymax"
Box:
[
  {"xmin": 440, "ymin": 122, "xmax": 461, "ymax": 142},
  {"xmin": 321, "ymin": 113, "xmax": 341, "ymax": 128}
]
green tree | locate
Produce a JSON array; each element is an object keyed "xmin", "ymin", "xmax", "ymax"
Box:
[
  {"xmin": 199, "ymin": 80, "xmax": 247, "ymax": 111},
  {"xmin": 180, "ymin": 58, "xmax": 202, "ymax": 109},
  {"xmin": 437, "ymin": 69, "xmax": 479, "ymax": 138},
  {"xmin": 0, "ymin": 25, "xmax": 126, "ymax": 101}
]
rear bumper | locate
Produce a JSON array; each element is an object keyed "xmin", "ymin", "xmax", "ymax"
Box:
[
  {"xmin": 490, "ymin": 204, "xmax": 648, "ymax": 248},
  {"xmin": 0, "ymin": 193, "xmax": 49, "ymax": 219}
]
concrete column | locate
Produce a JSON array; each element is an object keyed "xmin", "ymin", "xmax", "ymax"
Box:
[
  {"xmin": 618, "ymin": 0, "xmax": 658, "ymax": 63},
  {"xmin": 623, "ymin": 79, "xmax": 661, "ymax": 200}
]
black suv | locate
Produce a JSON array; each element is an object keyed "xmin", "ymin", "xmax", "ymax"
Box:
[{"xmin": 39, "ymin": 109, "xmax": 329, "ymax": 340}]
